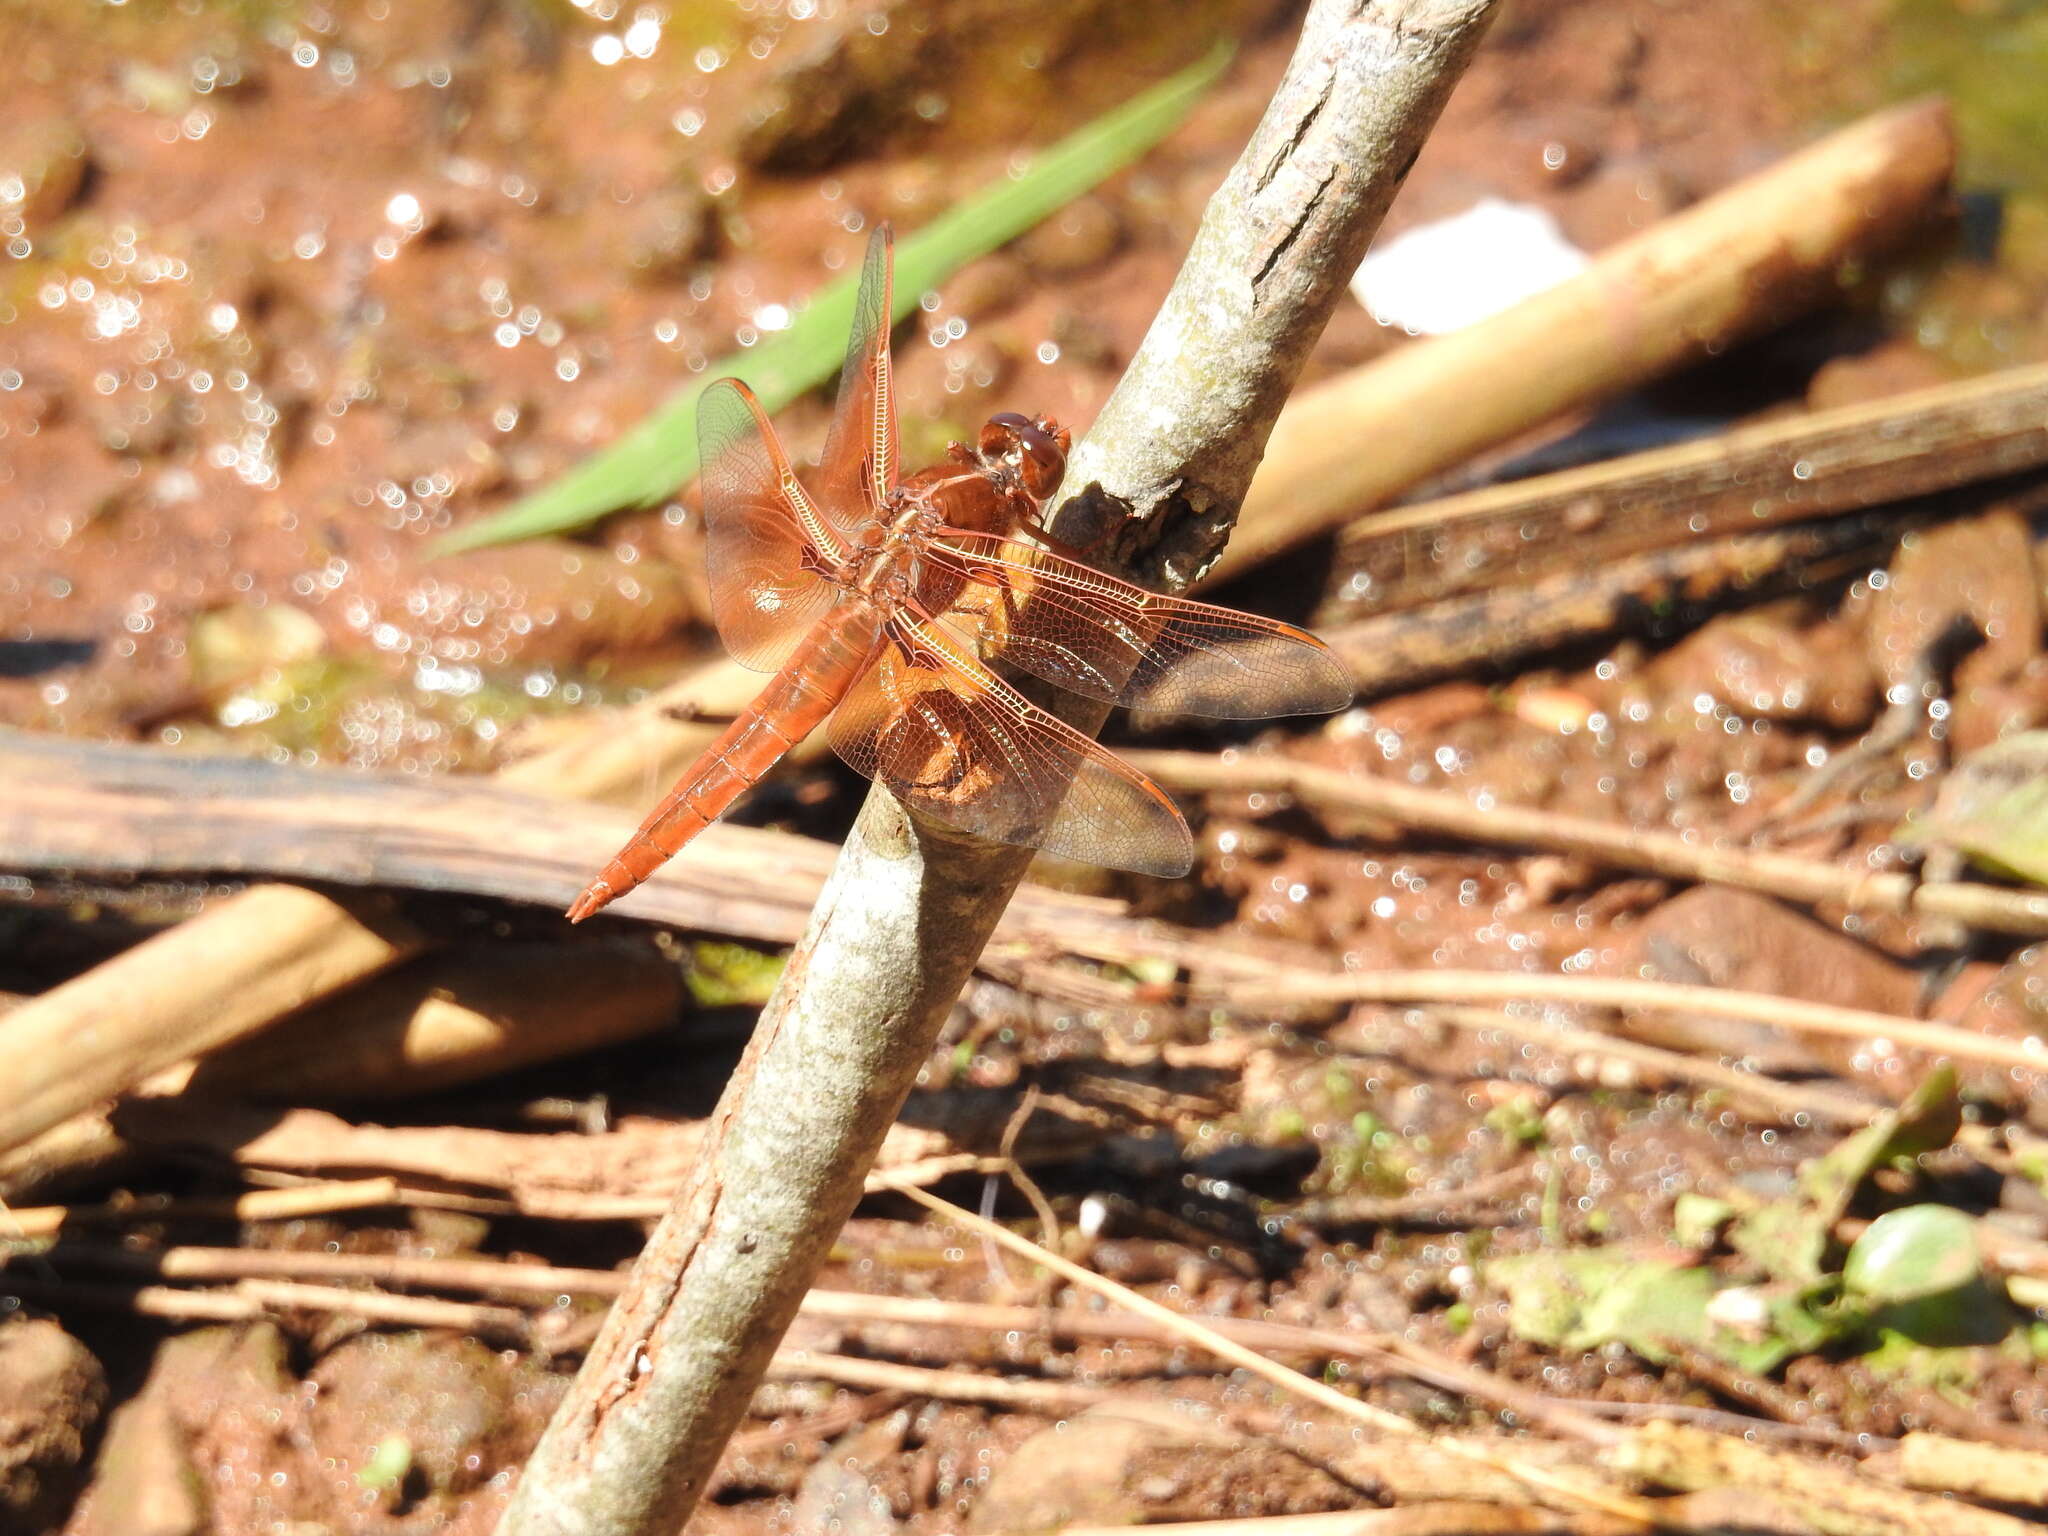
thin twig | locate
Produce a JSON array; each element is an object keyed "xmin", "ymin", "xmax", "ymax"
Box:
[
  {"xmin": 1283, "ymin": 1160, "xmax": 1541, "ymax": 1227},
  {"xmin": 1420, "ymin": 1007, "xmax": 1883, "ymax": 1126},
  {"xmin": 1565, "ymin": 1398, "xmax": 1891, "ymax": 1453},
  {"xmin": 0, "ymin": 1271, "xmax": 528, "ymax": 1337},
  {"xmin": 1125, "ymin": 750, "xmax": 2048, "ymax": 938},
  {"xmin": 31, "ymin": 1242, "xmax": 632, "ymax": 1298},
  {"xmin": 762, "ymin": 1350, "xmax": 1110, "ymax": 1414},
  {"xmin": 0, "ymin": 1176, "xmax": 403, "ymax": 1240},
  {"xmin": 1198, "ymin": 968, "xmax": 2046, "ymax": 1075},
  {"xmin": 1047, "ymin": 1508, "xmax": 1630, "ymax": 1536},
  {"xmin": 232, "ymin": 1277, "xmax": 530, "ymax": 1339}
]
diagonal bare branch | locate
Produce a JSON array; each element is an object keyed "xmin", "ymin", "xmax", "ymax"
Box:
[{"xmin": 497, "ymin": 5, "xmax": 1501, "ymax": 1532}]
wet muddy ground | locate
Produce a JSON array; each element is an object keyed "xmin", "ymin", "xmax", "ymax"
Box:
[{"xmin": 5, "ymin": 0, "xmax": 2048, "ymax": 1532}]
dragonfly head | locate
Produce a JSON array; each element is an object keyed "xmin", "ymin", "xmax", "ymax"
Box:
[{"xmin": 979, "ymin": 411, "xmax": 1070, "ymax": 502}]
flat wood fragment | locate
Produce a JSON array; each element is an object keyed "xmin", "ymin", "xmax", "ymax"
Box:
[
  {"xmin": 1610, "ymin": 1421, "xmax": 2039, "ymax": 1536},
  {"xmin": 1336, "ymin": 362, "xmax": 2048, "ymax": 614}
]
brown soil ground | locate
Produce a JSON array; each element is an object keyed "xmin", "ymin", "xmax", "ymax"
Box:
[{"xmin": 4, "ymin": 0, "xmax": 2048, "ymax": 1532}]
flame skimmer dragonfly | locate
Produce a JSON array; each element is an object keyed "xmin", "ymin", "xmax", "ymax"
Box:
[{"xmin": 567, "ymin": 225, "xmax": 1352, "ymax": 922}]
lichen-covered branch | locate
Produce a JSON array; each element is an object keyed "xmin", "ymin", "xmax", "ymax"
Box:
[{"xmin": 497, "ymin": 5, "xmax": 1499, "ymax": 1533}]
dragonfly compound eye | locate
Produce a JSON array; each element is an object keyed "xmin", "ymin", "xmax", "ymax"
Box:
[
  {"xmin": 987, "ymin": 412, "xmax": 1064, "ymax": 499},
  {"xmin": 978, "ymin": 411, "xmax": 1032, "ymax": 458}
]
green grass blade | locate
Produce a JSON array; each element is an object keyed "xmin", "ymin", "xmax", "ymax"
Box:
[{"xmin": 431, "ymin": 41, "xmax": 1232, "ymax": 556}]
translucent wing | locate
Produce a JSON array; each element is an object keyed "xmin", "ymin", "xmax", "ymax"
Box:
[
  {"xmin": 827, "ymin": 607, "xmax": 1194, "ymax": 877},
  {"xmin": 697, "ymin": 379, "xmax": 846, "ymax": 673},
  {"xmin": 920, "ymin": 532, "xmax": 1355, "ymax": 718},
  {"xmin": 815, "ymin": 224, "xmax": 899, "ymax": 532}
]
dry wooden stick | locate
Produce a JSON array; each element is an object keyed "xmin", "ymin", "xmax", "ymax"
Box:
[
  {"xmin": 0, "ymin": 726, "xmax": 840, "ymax": 933},
  {"xmin": 1203, "ymin": 98, "xmax": 1957, "ymax": 587},
  {"xmin": 233, "ymin": 1277, "xmax": 531, "ymax": 1338},
  {"xmin": 0, "ymin": 730, "xmax": 1293, "ymax": 977},
  {"xmin": 1203, "ymin": 969, "xmax": 2046, "ymax": 1074},
  {"xmin": 0, "ymin": 1279, "xmax": 263, "ymax": 1323},
  {"xmin": 1125, "ymin": 749, "xmax": 2048, "ymax": 938},
  {"xmin": 48, "ymin": 1243, "xmax": 632, "ymax": 1298},
  {"xmin": 0, "ymin": 1272, "xmax": 530, "ymax": 1339},
  {"xmin": 0, "ymin": 1176, "xmax": 402, "ymax": 1240},
  {"xmin": 762, "ymin": 1350, "xmax": 1111, "ymax": 1414},
  {"xmin": 0, "ymin": 886, "xmax": 422, "ymax": 1154},
  {"xmin": 499, "ymin": 8, "xmax": 1505, "ymax": 1533},
  {"xmin": 181, "ymin": 940, "xmax": 684, "ymax": 1103},
  {"xmin": 1335, "ymin": 362, "xmax": 2048, "ymax": 613},
  {"xmin": 90, "ymin": 1102, "xmax": 986, "ymax": 1214},
  {"xmin": 1418, "ymin": 1006, "xmax": 1882, "ymax": 1126}
]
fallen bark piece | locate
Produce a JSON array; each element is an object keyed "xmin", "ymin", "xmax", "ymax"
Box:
[
  {"xmin": 1200, "ymin": 968, "xmax": 2045, "ymax": 1075},
  {"xmin": 1332, "ymin": 362, "xmax": 2048, "ymax": 615},
  {"xmin": 1322, "ymin": 513, "xmax": 1908, "ymax": 696},
  {"xmin": 1892, "ymin": 1433, "xmax": 2048, "ymax": 1506},
  {"xmin": 1609, "ymin": 1421, "xmax": 2038, "ymax": 1536},
  {"xmin": 1205, "ymin": 98, "xmax": 1956, "ymax": 586},
  {"xmin": 0, "ymin": 729, "xmax": 1163, "ymax": 950},
  {"xmin": 0, "ymin": 726, "xmax": 838, "ymax": 936}
]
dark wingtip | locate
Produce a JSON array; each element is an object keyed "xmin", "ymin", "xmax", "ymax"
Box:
[{"xmin": 1309, "ymin": 647, "xmax": 1358, "ymax": 715}]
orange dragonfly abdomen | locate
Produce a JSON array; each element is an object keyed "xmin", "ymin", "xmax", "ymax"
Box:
[{"xmin": 565, "ymin": 604, "xmax": 881, "ymax": 923}]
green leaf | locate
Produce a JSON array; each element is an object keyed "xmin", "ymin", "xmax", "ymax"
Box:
[
  {"xmin": 1672, "ymin": 1192, "xmax": 1737, "ymax": 1249},
  {"xmin": 1729, "ymin": 1066, "xmax": 1960, "ymax": 1284},
  {"xmin": 1843, "ymin": 1204, "xmax": 1981, "ymax": 1304},
  {"xmin": 1898, "ymin": 731, "xmax": 2048, "ymax": 885},
  {"xmin": 1843, "ymin": 1203, "xmax": 2013, "ymax": 1348},
  {"xmin": 430, "ymin": 42, "xmax": 1233, "ymax": 557},
  {"xmin": 1488, "ymin": 1249, "xmax": 1840, "ymax": 1374},
  {"xmin": 685, "ymin": 940, "xmax": 786, "ymax": 1007},
  {"xmin": 356, "ymin": 1436, "xmax": 412, "ymax": 1492}
]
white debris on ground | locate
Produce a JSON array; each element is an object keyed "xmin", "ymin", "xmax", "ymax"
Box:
[{"xmin": 1350, "ymin": 196, "xmax": 1590, "ymax": 335}]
